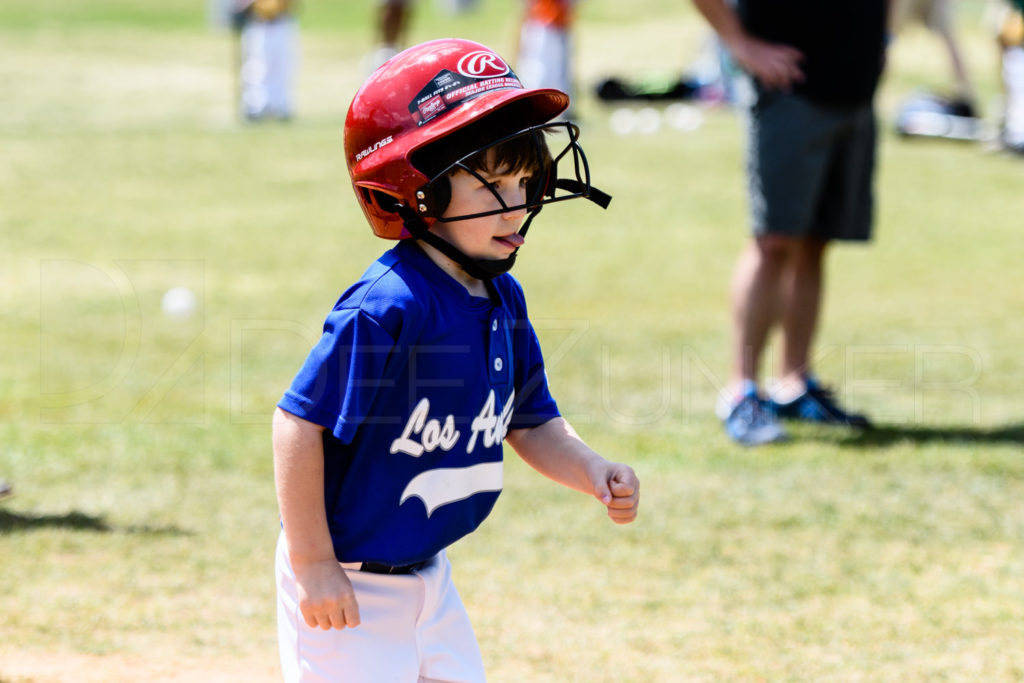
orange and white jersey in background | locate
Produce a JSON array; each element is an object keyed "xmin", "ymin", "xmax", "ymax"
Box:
[{"xmin": 525, "ymin": 0, "xmax": 575, "ymax": 29}]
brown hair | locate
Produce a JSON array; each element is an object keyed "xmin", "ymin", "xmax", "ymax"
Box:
[{"xmin": 412, "ymin": 100, "xmax": 553, "ymax": 181}]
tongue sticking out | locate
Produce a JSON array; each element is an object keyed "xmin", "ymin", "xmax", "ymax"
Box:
[{"xmin": 495, "ymin": 233, "xmax": 525, "ymax": 248}]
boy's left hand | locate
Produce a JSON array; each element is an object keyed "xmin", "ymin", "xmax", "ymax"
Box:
[{"xmin": 593, "ymin": 464, "xmax": 639, "ymax": 524}]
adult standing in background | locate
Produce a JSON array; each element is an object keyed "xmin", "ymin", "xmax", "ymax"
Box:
[
  {"xmin": 364, "ymin": 0, "xmax": 413, "ymax": 73},
  {"xmin": 364, "ymin": 0, "xmax": 482, "ymax": 74},
  {"xmin": 692, "ymin": 0, "xmax": 889, "ymax": 445}
]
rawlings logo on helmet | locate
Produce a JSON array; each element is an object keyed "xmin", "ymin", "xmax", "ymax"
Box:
[
  {"xmin": 456, "ymin": 51, "xmax": 510, "ymax": 79},
  {"xmin": 355, "ymin": 135, "xmax": 394, "ymax": 162}
]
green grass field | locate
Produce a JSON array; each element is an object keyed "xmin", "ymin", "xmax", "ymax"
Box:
[{"xmin": 2, "ymin": 1, "xmax": 1024, "ymax": 680}]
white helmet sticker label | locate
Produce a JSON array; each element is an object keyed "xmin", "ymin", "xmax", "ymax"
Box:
[
  {"xmin": 456, "ymin": 51, "xmax": 510, "ymax": 78},
  {"xmin": 409, "ymin": 62, "xmax": 522, "ymax": 127}
]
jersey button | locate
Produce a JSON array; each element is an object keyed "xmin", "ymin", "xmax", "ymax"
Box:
[
  {"xmin": 493, "ymin": 357, "xmax": 503, "ymax": 371},
  {"xmin": 492, "ymin": 319, "xmax": 499, "ymax": 332}
]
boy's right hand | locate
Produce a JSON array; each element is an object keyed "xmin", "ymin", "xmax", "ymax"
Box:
[{"xmin": 294, "ymin": 559, "xmax": 361, "ymax": 630}]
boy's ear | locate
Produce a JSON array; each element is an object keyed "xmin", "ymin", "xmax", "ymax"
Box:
[{"xmin": 415, "ymin": 177, "xmax": 451, "ymax": 218}]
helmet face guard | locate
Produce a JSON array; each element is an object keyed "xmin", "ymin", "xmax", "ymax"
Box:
[{"xmin": 415, "ymin": 121, "xmax": 610, "ymax": 224}]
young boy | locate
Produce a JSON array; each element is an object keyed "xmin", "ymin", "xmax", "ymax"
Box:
[{"xmin": 273, "ymin": 38, "xmax": 639, "ymax": 682}]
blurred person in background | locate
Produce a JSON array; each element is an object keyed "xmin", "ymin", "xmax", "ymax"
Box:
[
  {"xmin": 364, "ymin": 0, "xmax": 413, "ymax": 73},
  {"xmin": 364, "ymin": 0, "xmax": 482, "ymax": 74},
  {"xmin": 233, "ymin": 0, "xmax": 299, "ymax": 121},
  {"xmin": 891, "ymin": 0, "xmax": 978, "ymax": 116},
  {"xmin": 996, "ymin": 0, "xmax": 1024, "ymax": 151},
  {"xmin": 693, "ymin": 0, "xmax": 889, "ymax": 446},
  {"xmin": 517, "ymin": 0, "xmax": 576, "ymax": 112}
]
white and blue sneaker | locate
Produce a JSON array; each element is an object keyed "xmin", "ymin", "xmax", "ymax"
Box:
[
  {"xmin": 770, "ymin": 375, "xmax": 871, "ymax": 428},
  {"xmin": 719, "ymin": 382, "xmax": 787, "ymax": 446}
]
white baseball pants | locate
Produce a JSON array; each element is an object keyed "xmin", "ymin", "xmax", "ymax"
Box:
[
  {"xmin": 276, "ymin": 534, "xmax": 486, "ymax": 682},
  {"xmin": 239, "ymin": 15, "xmax": 297, "ymax": 119},
  {"xmin": 516, "ymin": 20, "xmax": 572, "ymax": 100}
]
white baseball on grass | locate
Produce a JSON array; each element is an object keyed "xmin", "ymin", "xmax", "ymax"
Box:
[{"xmin": 162, "ymin": 286, "xmax": 197, "ymax": 318}]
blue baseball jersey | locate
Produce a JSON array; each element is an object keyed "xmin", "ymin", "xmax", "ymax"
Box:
[{"xmin": 278, "ymin": 240, "xmax": 560, "ymax": 566}]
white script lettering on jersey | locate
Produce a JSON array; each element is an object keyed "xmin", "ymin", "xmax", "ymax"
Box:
[
  {"xmin": 390, "ymin": 391, "xmax": 514, "ymax": 516},
  {"xmin": 466, "ymin": 390, "xmax": 515, "ymax": 453},
  {"xmin": 389, "ymin": 390, "xmax": 515, "ymax": 457},
  {"xmin": 389, "ymin": 397, "xmax": 460, "ymax": 457}
]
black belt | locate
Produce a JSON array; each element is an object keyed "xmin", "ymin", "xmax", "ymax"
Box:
[{"xmin": 357, "ymin": 560, "xmax": 428, "ymax": 575}]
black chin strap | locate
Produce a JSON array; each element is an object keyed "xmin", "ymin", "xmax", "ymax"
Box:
[
  {"xmin": 396, "ymin": 183, "xmax": 611, "ymax": 281},
  {"xmin": 398, "ymin": 204, "xmax": 526, "ymax": 281}
]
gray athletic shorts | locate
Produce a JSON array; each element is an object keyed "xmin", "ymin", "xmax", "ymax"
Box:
[{"xmin": 746, "ymin": 91, "xmax": 877, "ymax": 241}]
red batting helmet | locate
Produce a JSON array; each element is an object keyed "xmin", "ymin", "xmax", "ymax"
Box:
[{"xmin": 343, "ymin": 38, "xmax": 572, "ymax": 240}]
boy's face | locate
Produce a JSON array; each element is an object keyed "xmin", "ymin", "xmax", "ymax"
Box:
[{"xmin": 431, "ymin": 154, "xmax": 535, "ymax": 263}]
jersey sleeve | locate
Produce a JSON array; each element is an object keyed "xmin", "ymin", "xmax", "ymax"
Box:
[
  {"xmin": 509, "ymin": 317, "xmax": 560, "ymax": 429},
  {"xmin": 505, "ymin": 279, "xmax": 560, "ymax": 430},
  {"xmin": 278, "ymin": 307, "xmax": 397, "ymax": 444}
]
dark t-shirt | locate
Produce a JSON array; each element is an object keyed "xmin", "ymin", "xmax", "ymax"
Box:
[{"xmin": 736, "ymin": 0, "xmax": 887, "ymax": 105}]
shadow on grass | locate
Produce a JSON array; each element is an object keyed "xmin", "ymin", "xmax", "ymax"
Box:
[
  {"xmin": 0, "ymin": 509, "xmax": 191, "ymax": 536},
  {"xmin": 836, "ymin": 422, "xmax": 1024, "ymax": 447}
]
